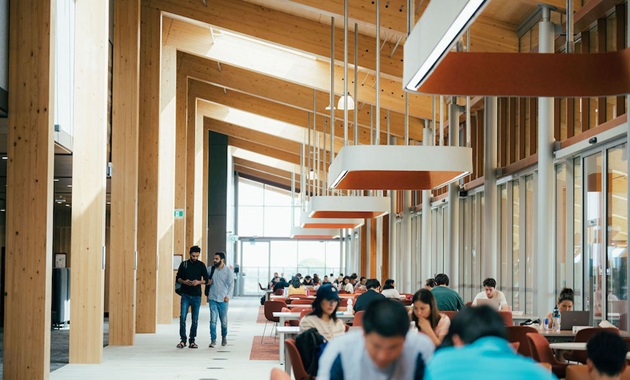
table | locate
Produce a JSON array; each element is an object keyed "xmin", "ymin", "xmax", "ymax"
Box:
[
  {"xmin": 277, "ymin": 326, "xmax": 300, "ymax": 373},
  {"xmin": 539, "ymin": 330, "xmax": 577, "ymax": 343},
  {"xmin": 512, "ymin": 314, "xmax": 539, "ymax": 326},
  {"xmin": 550, "ymin": 342, "xmax": 630, "ymax": 360}
]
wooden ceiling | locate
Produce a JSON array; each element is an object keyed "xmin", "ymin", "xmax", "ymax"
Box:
[{"xmin": 159, "ymin": 0, "xmax": 569, "ymax": 190}]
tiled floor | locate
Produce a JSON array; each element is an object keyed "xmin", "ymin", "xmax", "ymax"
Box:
[{"xmin": 50, "ymin": 297, "xmax": 281, "ymax": 380}]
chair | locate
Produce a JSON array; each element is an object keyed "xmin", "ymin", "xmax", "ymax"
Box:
[
  {"xmin": 566, "ymin": 364, "xmax": 630, "ymax": 380},
  {"xmin": 262, "ymin": 300, "xmax": 286, "ymax": 343},
  {"xmin": 465, "ymin": 301, "xmax": 473, "ymax": 307},
  {"xmin": 353, "ymin": 310, "xmax": 365, "ymax": 327},
  {"xmin": 259, "ymin": 282, "xmax": 267, "ymax": 291},
  {"xmin": 274, "ymin": 288, "xmax": 285, "ymax": 295},
  {"xmin": 506, "ymin": 325, "xmax": 539, "ymax": 357},
  {"xmin": 499, "ymin": 310, "xmax": 513, "ymax": 326},
  {"xmin": 285, "ymin": 338, "xmax": 313, "ymax": 380},
  {"xmin": 291, "ymin": 299, "xmax": 314, "ymax": 305},
  {"xmin": 441, "ymin": 310, "xmax": 458, "ymax": 321},
  {"xmin": 510, "ymin": 342, "xmax": 520, "ymax": 351},
  {"xmin": 526, "ymin": 332, "xmax": 568, "ymax": 378},
  {"xmin": 564, "ymin": 327, "xmax": 619, "ymax": 364},
  {"xmin": 270, "ymin": 368, "xmax": 291, "ymax": 380}
]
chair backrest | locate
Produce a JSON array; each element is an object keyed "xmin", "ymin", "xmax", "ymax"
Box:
[
  {"xmin": 499, "ymin": 310, "xmax": 513, "ymax": 326},
  {"xmin": 510, "ymin": 342, "xmax": 520, "ymax": 351},
  {"xmin": 570, "ymin": 327, "xmax": 619, "ymax": 363},
  {"xmin": 353, "ymin": 310, "xmax": 365, "ymax": 327},
  {"xmin": 274, "ymin": 288, "xmax": 284, "ymax": 295},
  {"xmin": 339, "ymin": 298, "xmax": 348, "ymax": 307},
  {"xmin": 506, "ymin": 326, "xmax": 539, "ymax": 357},
  {"xmin": 567, "ymin": 364, "xmax": 630, "ymax": 380},
  {"xmin": 259, "ymin": 282, "xmax": 266, "ymax": 291},
  {"xmin": 285, "ymin": 339, "xmax": 312, "ymax": 380},
  {"xmin": 270, "ymin": 368, "xmax": 291, "ymax": 380},
  {"xmin": 441, "ymin": 310, "xmax": 458, "ymax": 321},
  {"xmin": 465, "ymin": 301, "xmax": 473, "ymax": 307},
  {"xmin": 264, "ymin": 300, "xmax": 287, "ymax": 322},
  {"xmin": 299, "ymin": 308, "xmax": 312, "ymax": 320},
  {"xmin": 526, "ymin": 332, "xmax": 558, "ymax": 364},
  {"xmin": 291, "ymin": 299, "xmax": 314, "ymax": 305}
]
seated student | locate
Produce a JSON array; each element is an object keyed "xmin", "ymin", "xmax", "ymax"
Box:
[
  {"xmin": 472, "ymin": 277, "xmax": 509, "ymax": 310},
  {"xmin": 352, "ymin": 279, "xmax": 386, "ymax": 314},
  {"xmin": 303, "ymin": 275, "xmax": 314, "ymax": 286},
  {"xmin": 288, "ymin": 276, "xmax": 307, "ymax": 295},
  {"xmin": 341, "ymin": 276, "xmax": 354, "ymax": 293},
  {"xmin": 354, "ymin": 276, "xmax": 367, "ymax": 292},
  {"xmin": 586, "ymin": 330, "xmax": 628, "ymax": 380},
  {"xmin": 546, "ymin": 287, "xmax": 574, "ymax": 329},
  {"xmin": 317, "ymin": 298, "xmax": 435, "ymax": 380},
  {"xmin": 425, "ymin": 306, "xmax": 553, "ymax": 380},
  {"xmin": 268, "ymin": 272, "xmax": 280, "ymax": 289},
  {"xmin": 411, "ymin": 289, "xmax": 450, "ymax": 346},
  {"xmin": 424, "ymin": 278, "xmax": 436, "ymax": 290},
  {"xmin": 430, "ymin": 273, "xmax": 465, "ymax": 311},
  {"xmin": 322, "ymin": 275, "xmax": 331, "ymax": 284},
  {"xmin": 273, "ymin": 277, "xmax": 290, "ymax": 293},
  {"xmin": 381, "ymin": 279, "xmax": 402, "ymax": 299},
  {"xmin": 299, "ymin": 284, "xmax": 346, "ymax": 341}
]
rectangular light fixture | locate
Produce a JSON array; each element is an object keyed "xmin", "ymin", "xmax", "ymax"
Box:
[
  {"xmin": 290, "ymin": 226, "xmax": 340, "ymax": 239},
  {"xmin": 403, "ymin": 0, "xmax": 489, "ymax": 91},
  {"xmin": 308, "ymin": 195, "xmax": 390, "ymax": 219},
  {"xmin": 300, "ymin": 212, "xmax": 364, "ymax": 229}
]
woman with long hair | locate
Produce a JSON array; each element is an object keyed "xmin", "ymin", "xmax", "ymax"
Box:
[
  {"xmin": 381, "ymin": 279, "xmax": 402, "ymax": 299},
  {"xmin": 287, "ymin": 276, "xmax": 306, "ymax": 295},
  {"xmin": 411, "ymin": 289, "xmax": 450, "ymax": 346},
  {"xmin": 299, "ymin": 284, "xmax": 346, "ymax": 341}
]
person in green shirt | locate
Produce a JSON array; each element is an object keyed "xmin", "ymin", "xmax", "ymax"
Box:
[{"xmin": 430, "ymin": 273, "xmax": 465, "ymax": 311}]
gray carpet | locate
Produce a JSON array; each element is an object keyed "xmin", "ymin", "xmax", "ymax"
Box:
[{"xmin": 0, "ymin": 318, "xmax": 109, "ymax": 378}]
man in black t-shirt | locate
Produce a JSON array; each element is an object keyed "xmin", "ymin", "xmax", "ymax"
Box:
[
  {"xmin": 176, "ymin": 246, "xmax": 209, "ymax": 349},
  {"xmin": 352, "ymin": 279, "xmax": 386, "ymax": 314}
]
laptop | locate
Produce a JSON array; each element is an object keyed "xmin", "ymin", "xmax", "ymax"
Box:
[
  {"xmin": 476, "ymin": 298, "xmax": 501, "ymax": 309},
  {"xmin": 560, "ymin": 311, "xmax": 590, "ymax": 330}
]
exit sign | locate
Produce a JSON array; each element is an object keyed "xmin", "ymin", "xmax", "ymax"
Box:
[{"xmin": 174, "ymin": 209, "xmax": 184, "ymax": 218}]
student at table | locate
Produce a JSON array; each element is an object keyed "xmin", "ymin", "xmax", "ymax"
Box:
[
  {"xmin": 546, "ymin": 288, "xmax": 574, "ymax": 329},
  {"xmin": 299, "ymin": 284, "xmax": 345, "ymax": 341},
  {"xmin": 425, "ymin": 306, "xmax": 553, "ymax": 380},
  {"xmin": 471, "ymin": 277, "xmax": 509, "ymax": 310},
  {"xmin": 586, "ymin": 330, "xmax": 628, "ymax": 380},
  {"xmin": 381, "ymin": 279, "xmax": 402, "ymax": 299},
  {"xmin": 431, "ymin": 273, "xmax": 465, "ymax": 311},
  {"xmin": 288, "ymin": 276, "xmax": 307, "ymax": 296},
  {"xmin": 411, "ymin": 289, "xmax": 450, "ymax": 346}
]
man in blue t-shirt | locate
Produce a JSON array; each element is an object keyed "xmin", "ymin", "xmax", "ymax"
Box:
[
  {"xmin": 425, "ymin": 306, "xmax": 554, "ymax": 380},
  {"xmin": 352, "ymin": 279, "xmax": 386, "ymax": 314}
]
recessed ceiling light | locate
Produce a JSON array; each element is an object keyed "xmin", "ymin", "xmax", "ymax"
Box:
[
  {"xmin": 0, "ymin": 209, "xmax": 5, "ymax": 212},
  {"xmin": 2, "ymin": 156, "xmax": 7, "ymax": 160},
  {"xmin": 54, "ymin": 178, "xmax": 60, "ymax": 182},
  {"xmin": 67, "ymin": 184, "xmax": 72, "ymax": 188}
]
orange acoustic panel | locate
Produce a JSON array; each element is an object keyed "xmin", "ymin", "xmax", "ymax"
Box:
[
  {"xmin": 303, "ymin": 222, "xmax": 362, "ymax": 229},
  {"xmin": 334, "ymin": 170, "xmax": 467, "ymax": 190},
  {"xmin": 417, "ymin": 49, "xmax": 630, "ymax": 97},
  {"xmin": 310, "ymin": 211, "xmax": 386, "ymax": 219}
]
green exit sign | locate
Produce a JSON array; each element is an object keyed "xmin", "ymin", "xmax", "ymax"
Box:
[{"xmin": 174, "ymin": 209, "xmax": 184, "ymax": 218}]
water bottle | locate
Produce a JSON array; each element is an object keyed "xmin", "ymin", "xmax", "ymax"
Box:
[
  {"xmin": 409, "ymin": 320, "xmax": 417, "ymax": 334},
  {"xmin": 542, "ymin": 318, "xmax": 550, "ymax": 332},
  {"xmin": 346, "ymin": 298, "xmax": 353, "ymax": 314},
  {"xmin": 552, "ymin": 305, "xmax": 561, "ymax": 332}
]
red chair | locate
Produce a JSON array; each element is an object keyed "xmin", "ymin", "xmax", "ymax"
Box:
[
  {"xmin": 353, "ymin": 311, "xmax": 365, "ymax": 327},
  {"xmin": 526, "ymin": 332, "xmax": 568, "ymax": 378},
  {"xmin": 564, "ymin": 327, "xmax": 619, "ymax": 364},
  {"xmin": 291, "ymin": 299, "xmax": 314, "ymax": 305},
  {"xmin": 566, "ymin": 364, "xmax": 630, "ymax": 380},
  {"xmin": 506, "ymin": 325, "xmax": 539, "ymax": 358},
  {"xmin": 499, "ymin": 311, "xmax": 513, "ymax": 326},
  {"xmin": 465, "ymin": 301, "xmax": 473, "ymax": 307},
  {"xmin": 510, "ymin": 342, "xmax": 520, "ymax": 351},
  {"xmin": 285, "ymin": 338, "xmax": 313, "ymax": 380},
  {"xmin": 262, "ymin": 300, "xmax": 286, "ymax": 343},
  {"xmin": 441, "ymin": 310, "xmax": 458, "ymax": 321}
]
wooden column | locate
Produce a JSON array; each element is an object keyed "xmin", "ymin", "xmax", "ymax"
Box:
[
  {"xmin": 157, "ymin": 44, "xmax": 176, "ymax": 324},
  {"xmin": 69, "ymin": 0, "xmax": 109, "ymax": 363},
  {"xmin": 369, "ymin": 219, "xmax": 377, "ymax": 278},
  {"xmin": 4, "ymin": 0, "xmax": 55, "ymax": 377},
  {"xmin": 173, "ymin": 54, "xmax": 187, "ymax": 317},
  {"xmin": 136, "ymin": 1, "xmax": 161, "ymax": 333},
  {"xmin": 109, "ymin": 0, "xmax": 140, "ymax": 346},
  {"xmin": 186, "ymin": 90, "xmax": 203, "ymax": 249}
]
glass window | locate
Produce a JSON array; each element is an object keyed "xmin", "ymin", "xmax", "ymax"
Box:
[
  {"xmin": 584, "ymin": 152, "xmax": 603, "ymax": 322},
  {"xmin": 525, "ymin": 175, "xmax": 534, "ymax": 314},
  {"xmin": 270, "ymin": 241, "xmax": 298, "ymax": 276},
  {"xmin": 297, "ymin": 241, "xmax": 326, "ymax": 275},
  {"xmin": 513, "ymin": 181, "xmax": 521, "ymax": 311},
  {"xmin": 238, "ymin": 178, "xmax": 264, "ymax": 206},
  {"xmin": 263, "ymin": 206, "xmax": 292, "ymax": 237},
  {"xmin": 500, "ymin": 184, "xmax": 509, "ymax": 299},
  {"xmin": 237, "ymin": 206, "xmax": 264, "ymax": 236},
  {"xmin": 574, "ymin": 157, "xmax": 584, "ymax": 310},
  {"xmin": 556, "ymin": 164, "xmax": 567, "ymax": 292},
  {"xmin": 325, "ymin": 241, "xmax": 341, "ymax": 275},
  {"xmin": 606, "ymin": 143, "xmax": 627, "ymax": 328}
]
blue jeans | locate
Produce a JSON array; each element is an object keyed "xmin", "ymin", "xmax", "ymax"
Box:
[
  {"xmin": 209, "ymin": 299, "xmax": 229, "ymax": 341},
  {"xmin": 179, "ymin": 294, "xmax": 202, "ymax": 343}
]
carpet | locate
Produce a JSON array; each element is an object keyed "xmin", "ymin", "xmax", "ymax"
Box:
[
  {"xmin": 257, "ymin": 305, "xmax": 267, "ymax": 324},
  {"xmin": 249, "ymin": 336, "xmax": 279, "ymax": 360}
]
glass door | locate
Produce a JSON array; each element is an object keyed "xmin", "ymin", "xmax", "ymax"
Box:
[
  {"xmin": 584, "ymin": 152, "xmax": 603, "ymax": 324},
  {"xmin": 240, "ymin": 240, "xmax": 270, "ymax": 296}
]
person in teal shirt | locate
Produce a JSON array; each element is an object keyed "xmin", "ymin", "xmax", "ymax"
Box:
[
  {"xmin": 430, "ymin": 273, "xmax": 465, "ymax": 311},
  {"xmin": 425, "ymin": 306, "xmax": 555, "ymax": 380}
]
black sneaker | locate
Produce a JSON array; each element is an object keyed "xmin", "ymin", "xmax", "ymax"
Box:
[
  {"xmin": 221, "ymin": 337, "xmax": 227, "ymax": 346},
  {"xmin": 209, "ymin": 340, "xmax": 216, "ymax": 348}
]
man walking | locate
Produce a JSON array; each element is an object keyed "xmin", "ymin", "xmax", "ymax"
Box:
[
  {"xmin": 176, "ymin": 245, "xmax": 208, "ymax": 349},
  {"xmin": 207, "ymin": 251, "xmax": 234, "ymax": 348}
]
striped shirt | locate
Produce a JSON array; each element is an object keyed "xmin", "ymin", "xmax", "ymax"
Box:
[{"xmin": 207, "ymin": 264, "xmax": 234, "ymax": 302}]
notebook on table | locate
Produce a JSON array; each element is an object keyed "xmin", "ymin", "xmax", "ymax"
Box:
[{"xmin": 560, "ymin": 310, "xmax": 590, "ymax": 330}]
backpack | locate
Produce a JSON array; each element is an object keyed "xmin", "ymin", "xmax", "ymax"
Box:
[
  {"xmin": 295, "ymin": 327, "xmax": 327, "ymax": 378},
  {"xmin": 174, "ymin": 260, "xmax": 188, "ymax": 296}
]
